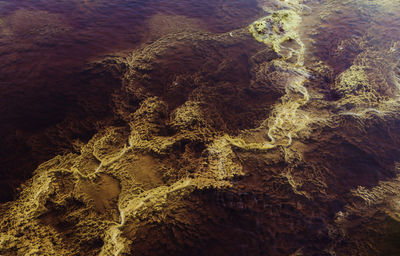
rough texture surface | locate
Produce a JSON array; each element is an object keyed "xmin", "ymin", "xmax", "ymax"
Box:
[{"xmin": 1, "ymin": 0, "xmax": 400, "ymax": 255}]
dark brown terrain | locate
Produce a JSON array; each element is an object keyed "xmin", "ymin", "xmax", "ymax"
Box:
[{"xmin": 1, "ymin": 0, "xmax": 400, "ymax": 255}]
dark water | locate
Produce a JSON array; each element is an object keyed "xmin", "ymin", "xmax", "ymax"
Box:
[
  {"xmin": 0, "ymin": 0, "xmax": 261, "ymax": 82},
  {"xmin": 0, "ymin": 0, "xmax": 263, "ymax": 202},
  {"xmin": 301, "ymin": 0, "xmax": 400, "ymax": 75},
  {"xmin": 2, "ymin": 1, "xmax": 400, "ymax": 255},
  {"xmin": 0, "ymin": 0, "xmax": 263, "ymax": 131},
  {"xmin": 1, "ymin": 0, "xmax": 400, "ymax": 202}
]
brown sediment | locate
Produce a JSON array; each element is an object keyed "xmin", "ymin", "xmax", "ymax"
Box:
[{"xmin": 2, "ymin": 0, "xmax": 400, "ymax": 255}]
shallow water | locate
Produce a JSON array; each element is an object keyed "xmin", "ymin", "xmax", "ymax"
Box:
[
  {"xmin": 1, "ymin": 0, "xmax": 399, "ymax": 131},
  {"xmin": 301, "ymin": 0, "xmax": 400, "ymax": 74},
  {"xmin": 0, "ymin": 0, "xmax": 262, "ymax": 128},
  {"xmin": 0, "ymin": 0, "xmax": 263, "ymax": 201},
  {"xmin": 2, "ymin": 1, "xmax": 400, "ymax": 255},
  {"xmin": 0, "ymin": 0, "xmax": 261, "ymax": 81},
  {"xmin": 1, "ymin": 0, "xmax": 399, "ymax": 119}
]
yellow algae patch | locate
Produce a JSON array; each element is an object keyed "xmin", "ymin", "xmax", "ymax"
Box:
[
  {"xmin": 7, "ymin": 2, "xmax": 400, "ymax": 254},
  {"xmin": 101, "ymin": 176, "xmax": 231, "ymax": 256},
  {"xmin": 240, "ymin": 1, "xmax": 312, "ymax": 152},
  {"xmin": 92, "ymin": 128, "xmax": 129, "ymax": 164},
  {"xmin": 207, "ymin": 136, "xmax": 244, "ymax": 180},
  {"xmin": 249, "ymin": 10, "xmax": 304, "ymax": 64},
  {"xmin": 334, "ymin": 65, "xmax": 371, "ymax": 97},
  {"xmin": 170, "ymin": 101, "xmax": 207, "ymax": 130},
  {"xmin": 333, "ymin": 62, "xmax": 395, "ymax": 110}
]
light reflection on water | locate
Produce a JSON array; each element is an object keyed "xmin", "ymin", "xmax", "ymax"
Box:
[
  {"xmin": 0, "ymin": 0, "xmax": 263, "ymax": 202},
  {"xmin": 1, "ymin": 0, "xmax": 399, "ymax": 95},
  {"xmin": 0, "ymin": 0, "xmax": 264, "ymax": 131},
  {"xmin": 302, "ymin": 0, "xmax": 400, "ymax": 75},
  {"xmin": 0, "ymin": 0, "xmax": 400, "ymax": 202},
  {"xmin": 0, "ymin": 0, "xmax": 261, "ymax": 82}
]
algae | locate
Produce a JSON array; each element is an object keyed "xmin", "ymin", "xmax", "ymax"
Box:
[
  {"xmin": 249, "ymin": 9, "xmax": 304, "ymax": 64},
  {"xmin": 2, "ymin": 0, "xmax": 400, "ymax": 255}
]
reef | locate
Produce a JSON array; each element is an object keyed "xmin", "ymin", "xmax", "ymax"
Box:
[{"xmin": 1, "ymin": 0, "xmax": 400, "ymax": 255}]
